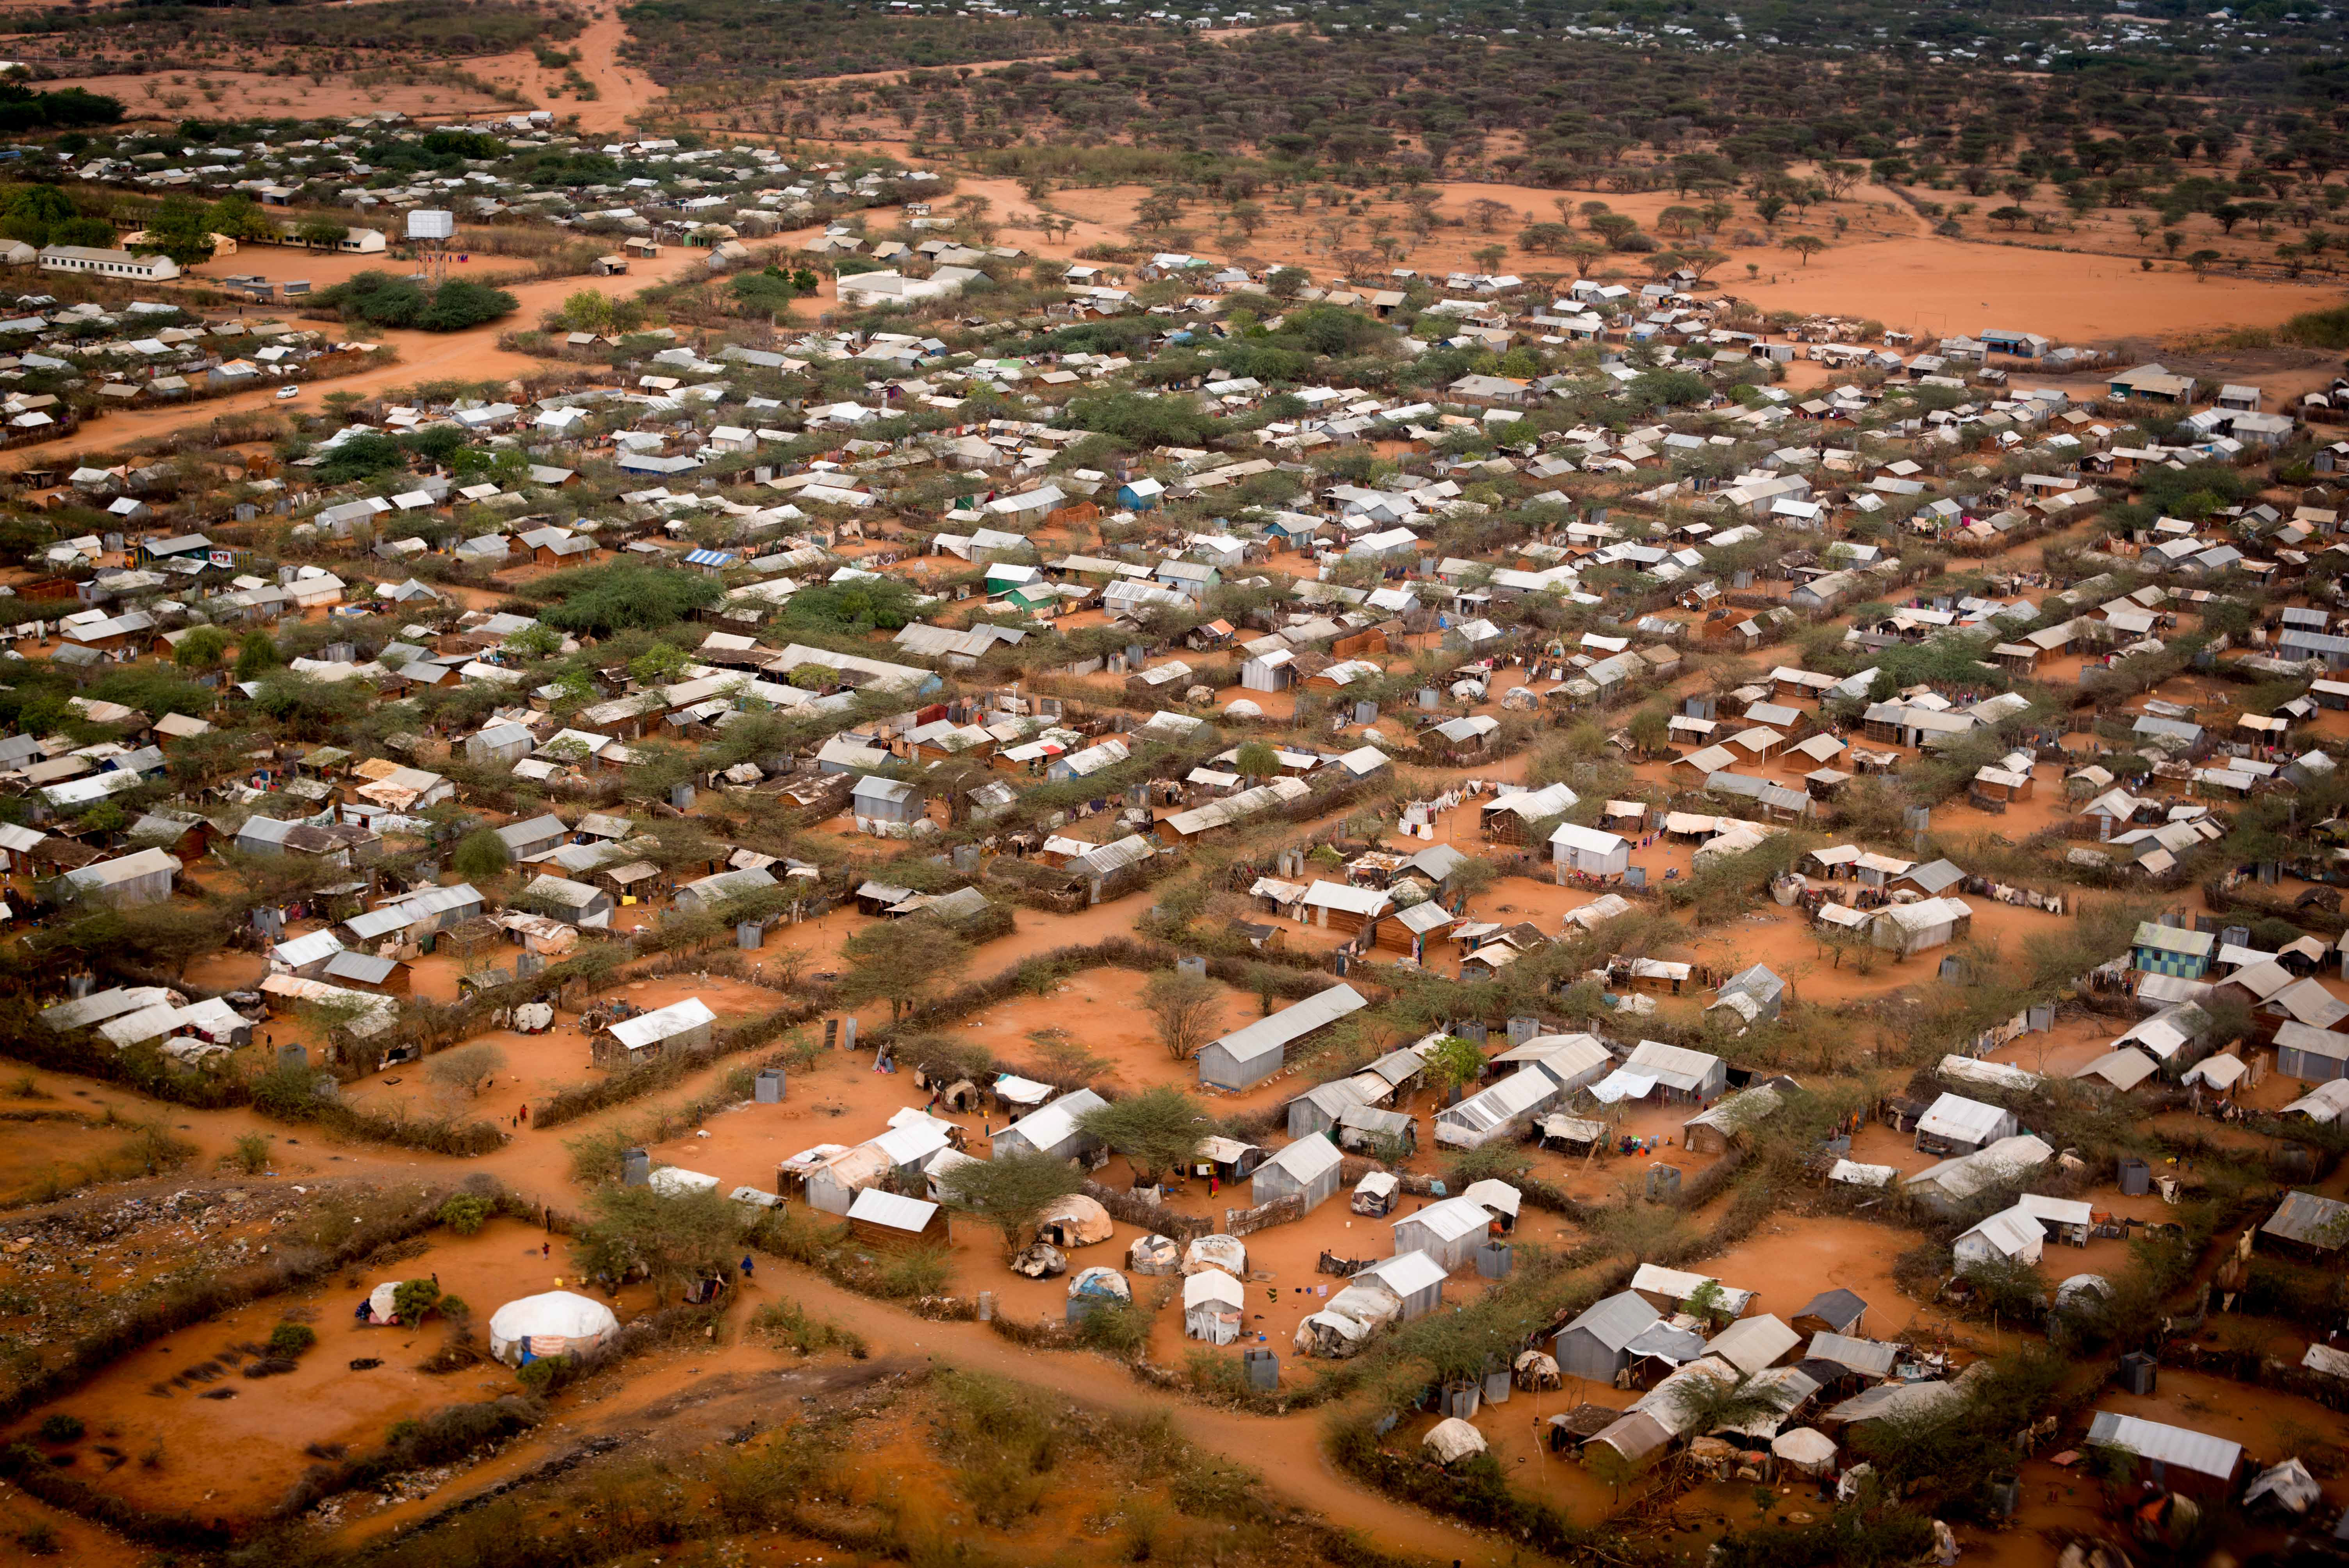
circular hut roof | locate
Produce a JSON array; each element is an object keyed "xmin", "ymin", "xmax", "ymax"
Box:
[
  {"xmin": 1037, "ymin": 1193, "xmax": 1114, "ymax": 1246},
  {"xmin": 1422, "ymin": 1417, "xmax": 1487, "ymax": 1465}
]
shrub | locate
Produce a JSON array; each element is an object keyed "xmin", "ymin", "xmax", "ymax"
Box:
[
  {"xmin": 873, "ymin": 1246, "xmax": 952, "ymax": 1299},
  {"xmin": 230, "ymin": 1133, "xmax": 270, "ymax": 1174},
  {"xmin": 750, "ymin": 1300, "xmax": 868, "ymax": 1357},
  {"xmin": 317, "ymin": 271, "xmax": 517, "ymax": 331},
  {"xmin": 391, "ymin": 1279, "xmax": 443, "ymax": 1323},
  {"xmin": 437, "ymin": 1194, "xmax": 494, "ymax": 1235},
  {"xmin": 266, "ymin": 1322, "xmax": 317, "ymax": 1359},
  {"xmin": 34, "ymin": 1415, "xmax": 82, "ymax": 1445},
  {"xmin": 515, "ymin": 1354, "xmax": 575, "ymax": 1394},
  {"xmin": 1071, "ymin": 1299, "xmax": 1152, "ymax": 1358}
]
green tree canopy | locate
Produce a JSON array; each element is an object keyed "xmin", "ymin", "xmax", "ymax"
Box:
[{"xmin": 934, "ymin": 1146, "xmax": 1086, "ymax": 1258}]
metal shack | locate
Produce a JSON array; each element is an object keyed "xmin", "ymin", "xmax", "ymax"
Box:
[
  {"xmin": 989, "ymin": 1088, "xmax": 1108, "ymax": 1162},
  {"xmin": 1248, "ymin": 1134, "xmax": 1343, "ymax": 1213},
  {"xmin": 1554, "ymin": 1290, "xmax": 1662, "ymax": 1383},
  {"xmin": 1391, "ymin": 1194, "xmax": 1497, "ymax": 1272},
  {"xmin": 1197, "ymin": 982, "xmax": 1367, "ymax": 1090},
  {"xmin": 592, "ymin": 996, "xmax": 716, "ymax": 1069}
]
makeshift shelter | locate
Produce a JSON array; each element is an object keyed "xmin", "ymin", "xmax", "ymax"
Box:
[
  {"xmin": 1353, "ymin": 1250, "xmax": 1449, "ymax": 1320},
  {"xmin": 2246, "ymin": 1457, "xmax": 2320, "ymax": 1516},
  {"xmin": 2260, "ymin": 1189, "xmax": 2349, "ymax": 1259},
  {"xmin": 592, "ymin": 996, "xmax": 716, "ymax": 1069},
  {"xmin": 1128, "ymin": 1233, "xmax": 1182, "ymax": 1275},
  {"xmin": 488, "ymin": 1291, "xmax": 620, "ymax": 1366},
  {"xmin": 990, "ymin": 1088, "xmax": 1107, "ymax": 1161},
  {"xmin": 1914, "ymin": 1092, "xmax": 2018, "ymax": 1155},
  {"xmin": 1036, "ymin": 1193, "xmax": 1115, "ymax": 1248},
  {"xmin": 1352, "ymin": 1170, "xmax": 1400, "ymax": 1217},
  {"xmin": 1867, "ymin": 896, "xmax": 1973, "ymax": 957},
  {"xmin": 1435, "ymin": 1064, "xmax": 1562, "ymax": 1147},
  {"xmin": 2085, "ymin": 1410, "xmax": 2243, "ymax": 1500},
  {"xmin": 1422, "ymin": 1417, "xmax": 1488, "ymax": 1465},
  {"xmin": 1953, "ymin": 1204, "xmax": 2045, "ymax": 1269},
  {"xmin": 1515, "ymin": 1350, "xmax": 1562, "ymax": 1390},
  {"xmin": 1183, "ymin": 1268, "xmax": 1246, "ymax": 1343},
  {"xmin": 1583, "ymin": 1410, "xmax": 1673, "ymax": 1470},
  {"xmin": 1772, "ymin": 1428, "xmax": 1838, "ymax": 1476},
  {"xmin": 1296, "ymin": 1274, "xmax": 1402, "ymax": 1356},
  {"xmin": 1183, "ymin": 1234, "xmax": 1247, "ymax": 1276},
  {"xmin": 1791, "ymin": 1289, "xmax": 1867, "ymax": 1338}
]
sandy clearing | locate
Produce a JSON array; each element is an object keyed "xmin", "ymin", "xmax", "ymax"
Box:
[
  {"xmin": 463, "ymin": 4, "xmax": 667, "ymax": 134},
  {"xmin": 863, "ymin": 169, "xmax": 2341, "ymax": 345},
  {"xmin": 5, "ymin": 1217, "xmax": 650, "ymax": 1525}
]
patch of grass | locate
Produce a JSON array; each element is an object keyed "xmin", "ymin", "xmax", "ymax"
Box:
[
  {"xmin": 749, "ymin": 1300, "xmax": 868, "ymax": 1357},
  {"xmin": 873, "ymin": 1246, "xmax": 952, "ymax": 1300}
]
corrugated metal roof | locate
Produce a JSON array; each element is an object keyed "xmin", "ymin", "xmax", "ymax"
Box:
[
  {"xmin": 1260, "ymin": 1134, "xmax": 1342, "ymax": 1183},
  {"xmin": 1807, "ymin": 1332, "xmax": 1897, "ymax": 1378},
  {"xmin": 2086, "ymin": 1411, "xmax": 2242, "ymax": 1480},
  {"xmin": 1957, "ymin": 1205, "xmax": 2043, "ymax": 1259},
  {"xmin": 2262, "ymin": 1189, "xmax": 2349, "ymax": 1249},
  {"xmin": 1206, "ymin": 983, "xmax": 1367, "ymax": 1067},
  {"xmin": 1400, "ymin": 1194, "xmax": 1495, "ymax": 1242},
  {"xmin": 1917, "ymin": 1092, "xmax": 2010, "ymax": 1142},
  {"xmin": 608, "ymin": 996, "xmax": 716, "ymax": 1050},
  {"xmin": 1561, "ymin": 1290, "xmax": 1660, "ymax": 1352},
  {"xmin": 1358, "ymin": 1249, "xmax": 1447, "ymax": 1298},
  {"xmin": 845, "ymin": 1187, "xmax": 939, "ymax": 1232}
]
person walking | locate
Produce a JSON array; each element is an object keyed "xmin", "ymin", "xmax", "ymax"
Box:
[{"xmin": 741, "ymin": 1254, "xmax": 756, "ymax": 1283}]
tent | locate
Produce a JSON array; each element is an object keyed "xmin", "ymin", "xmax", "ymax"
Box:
[
  {"xmin": 362, "ymin": 1281, "xmax": 404, "ymax": 1325},
  {"xmin": 1514, "ymin": 1350, "xmax": 1561, "ymax": 1390},
  {"xmin": 1183, "ymin": 1234, "xmax": 1247, "ymax": 1276},
  {"xmin": 1036, "ymin": 1193, "xmax": 1114, "ymax": 1247},
  {"xmin": 488, "ymin": 1290, "xmax": 620, "ymax": 1366},
  {"xmin": 1771, "ymin": 1427, "xmax": 1837, "ymax": 1476},
  {"xmin": 1183, "ymin": 1268, "xmax": 1246, "ymax": 1344},
  {"xmin": 2054, "ymin": 1274, "xmax": 2112, "ymax": 1315},
  {"xmin": 1423, "ymin": 1417, "xmax": 1488, "ymax": 1465}
]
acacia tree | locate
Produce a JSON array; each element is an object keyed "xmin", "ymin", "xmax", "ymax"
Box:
[
  {"xmin": 1782, "ymin": 235, "xmax": 1826, "ymax": 266},
  {"xmin": 428, "ymin": 1041, "xmax": 508, "ymax": 1098},
  {"xmin": 1232, "ymin": 741, "xmax": 1280, "ymax": 782},
  {"xmin": 172, "ymin": 625, "xmax": 228, "ymax": 674},
  {"xmin": 570, "ymin": 1185, "xmax": 740, "ymax": 1303},
  {"xmin": 935, "ymin": 1147, "xmax": 1085, "ymax": 1258},
  {"xmin": 1142, "ymin": 967, "xmax": 1225, "ymax": 1060},
  {"xmin": 452, "ymin": 827, "xmax": 512, "ymax": 882},
  {"xmin": 838, "ymin": 914, "xmax": 970, "ymax": 1021},
  {"xmin": 1076, "ymin": 1085, "xmax": 1207, "ymax": 1185},
  {"xmin": 1422, "ymin": 1034, "xmax": 1485, "ymax": 1102}
]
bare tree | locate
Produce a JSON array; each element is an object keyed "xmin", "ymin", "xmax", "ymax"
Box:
[
  {"xmin": 428, "ymin": 1041, "xmax": 508, "ymax": 1098},
  {"xmin": 1142, "ymin": 968, "xmax": 1225, "ymax": 1061}
]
